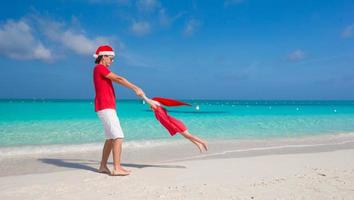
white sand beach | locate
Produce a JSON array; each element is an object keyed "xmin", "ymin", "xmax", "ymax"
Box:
[{"xmin": 1, "ymin": 133, "xmax": 354, "ymax": 200}]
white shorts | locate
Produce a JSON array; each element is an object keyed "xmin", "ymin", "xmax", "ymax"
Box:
[{"xmin": 97, "ymin": 109, "xmax": 124, "ymax": 139}]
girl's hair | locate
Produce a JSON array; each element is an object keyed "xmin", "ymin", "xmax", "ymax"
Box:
[{"xmin": 95, "ymin": 55, "xmax": 103, "ymax": 64}]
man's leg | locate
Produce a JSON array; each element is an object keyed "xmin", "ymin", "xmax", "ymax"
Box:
[
  {"xmin": 112, "ymin": 138, "xmax": 129, "ymax": 175},
  {"xmin": 99, "ymin": 139, "xmax": 112, "ymax": 174}
]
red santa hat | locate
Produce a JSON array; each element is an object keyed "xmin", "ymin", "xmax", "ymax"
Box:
[
  {"xmin": 93, "ymin": 45, "xmax": 115, "ymax": 58},
  {"xmin": 152, "ymin": 97, "xmax": 191, "ymax": 107}
]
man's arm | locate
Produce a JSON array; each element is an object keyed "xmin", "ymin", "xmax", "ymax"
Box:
[{"xmin": 106, "ymin": 72, "xmax": 144, "ymax": 97}]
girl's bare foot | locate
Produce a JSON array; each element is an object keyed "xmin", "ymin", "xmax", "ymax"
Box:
[
  {"xmin": 196, "ymin": 142, "xmax": 204, "ymax": 153},
  {"xmin": 202, "ymin": 141, "xmax": 208, "ymax": 151}
]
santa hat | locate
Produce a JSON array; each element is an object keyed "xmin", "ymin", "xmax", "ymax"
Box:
[
  {"xmin": 93, "ymin": 45, "xmax": 115, "ymax": 58},
  {"xmin": 152, "ymin": 97, "xmax": 191, "ymax": 107}
]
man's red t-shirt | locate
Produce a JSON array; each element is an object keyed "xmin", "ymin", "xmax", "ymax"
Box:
[{"xmin": 93, "ymin": 64, "xmax": 116, "ymax": 112}]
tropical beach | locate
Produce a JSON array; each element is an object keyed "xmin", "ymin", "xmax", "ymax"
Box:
[{"xmin": 1, "ymin": 0, "xmax": 354, "ymax": 199}]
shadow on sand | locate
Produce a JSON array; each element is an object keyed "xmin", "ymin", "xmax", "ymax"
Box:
[{"xmin": 38, "ymin": 158, "xmax": 186, "ymax": 173}]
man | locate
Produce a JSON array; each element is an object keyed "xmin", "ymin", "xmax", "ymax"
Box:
[{"xmin": 93, "ymin": 45, "xmax": 144, "ymax": 176}]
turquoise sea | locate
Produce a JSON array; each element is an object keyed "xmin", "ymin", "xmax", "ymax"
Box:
[{"xmin": 1, "ymin": 100, "xmax": 354, "ymax": 148}]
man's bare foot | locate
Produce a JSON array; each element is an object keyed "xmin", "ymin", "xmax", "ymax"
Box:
[
  {"xmin": 111, "ymin": 168, "xmax": 130, "ymax": 176},
  {"xmin": 120, "ymin": 167, "xmax": 131, "ymax": 173},
  {"xmin": 98, "ymin": 165, "xmax": 111, "ymax": 174}
]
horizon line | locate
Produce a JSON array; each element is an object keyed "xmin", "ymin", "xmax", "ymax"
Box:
[{"xmin": 1, "ymin": 98, "xmax": 354, "ymax": 101}]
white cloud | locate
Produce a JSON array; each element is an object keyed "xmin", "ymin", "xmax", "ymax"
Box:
[
  {"xmin": 288, "ymin": 49, "xmax": 306, "ymax": 61},
  {"xmin": 62, "ymin": 31, "xmax": 108, "ymax": 55},
  {"xmin": 341, "ymin": 24, "xmax": 354, "ymax": 38},
  {"xmin": 131, "ymin": 21, "xmax": 151, "ymax": 36},
  {"xmin": 183, "ymin": 19, "xmax": 201, "ymax": 36},
  {"xmin": 159, "ymin": 9, "xmax": 185, "ymax": 27},
  {"xmin": 136, "ymin": 0, "xmax": 160, "ymax": 13},
  {"xmin": 0, "ymin": 15, "xmax": 116, "ymax": 62},
  {"xmin": 0, "ymin": 19, "xmax": 52, "ymax": 61},
  {"xmin": 35, "ymin": 16, "xmax": 111, "ymax": 56}
]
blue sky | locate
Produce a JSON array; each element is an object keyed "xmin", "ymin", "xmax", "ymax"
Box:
[{"xmin": 0, "ymin": 0, "xmax": 353, "ymax": 100}]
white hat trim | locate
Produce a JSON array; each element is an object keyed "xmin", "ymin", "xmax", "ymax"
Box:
[{"xmin": 93, "ymin": 51, "xmax": 115, "ymax": 58}]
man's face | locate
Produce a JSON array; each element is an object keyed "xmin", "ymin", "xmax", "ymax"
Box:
[{"xmin": 103, "ymin": 55, "xmax": 114, "ymax": 66}]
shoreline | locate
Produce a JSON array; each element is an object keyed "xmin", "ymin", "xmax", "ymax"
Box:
[
  {"xmin": 1, "ymin": 132, "xmax": 354, "ymax": 177},
  {"xmin": 1, "ymin": 132, "xmax": 354, "ymax": 158}
]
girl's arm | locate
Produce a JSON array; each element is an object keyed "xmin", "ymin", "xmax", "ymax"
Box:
[{"xmin": 142, "ymin": 95, "xmax": 160, "ymax": 109}]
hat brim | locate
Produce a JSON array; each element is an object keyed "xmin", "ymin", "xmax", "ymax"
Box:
[{"xmin": 93, "ymin": 51, "xmax": 115, "ymax": 58}]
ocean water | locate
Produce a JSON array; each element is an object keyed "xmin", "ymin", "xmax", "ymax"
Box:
[{"xmin": 1, "ymin": 100, "xmax": 354, "ymax": 148}]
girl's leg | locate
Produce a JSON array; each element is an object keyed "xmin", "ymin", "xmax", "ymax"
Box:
[
  {"xmin": 179, "ymin": 130, "xmax": 208, "ymax": 152},
  {"xmin": 99, "ymin": 139, "xmax": 112, "ymax": 174},
  {"xmin": 182, "ymin": 130, "xmax": 208, "ymax": 151},
  {"xmin": 181, "ymin": 132, "xmax": 203, "ymax": 152}
]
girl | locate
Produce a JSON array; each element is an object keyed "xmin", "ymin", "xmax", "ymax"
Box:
[{"xmin": 142, "ymin": 95, "xmax": 208, "ymax": 152}]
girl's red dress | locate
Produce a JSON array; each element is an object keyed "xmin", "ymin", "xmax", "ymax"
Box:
[{"xmin": 153, "ymin": 106, "xmax": 187, "ymax": 136}]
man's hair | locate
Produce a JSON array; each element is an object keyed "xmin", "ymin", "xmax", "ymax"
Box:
[{"xmin": 95, "ymin": 55, "xmax": 103, "ymax": 64}]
